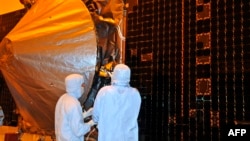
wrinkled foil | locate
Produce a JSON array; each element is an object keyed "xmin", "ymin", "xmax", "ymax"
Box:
[{"xmin": 0, "ymin": 0, "xmax": 97, "ymax": 136}]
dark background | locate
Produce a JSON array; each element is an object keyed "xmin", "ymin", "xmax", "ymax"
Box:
[{"xmin": 0, "ymin": 0, "xmax": 249, "ymax": 140}]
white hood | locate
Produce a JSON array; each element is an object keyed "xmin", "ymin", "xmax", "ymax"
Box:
[
  {"xmin": 65, "ymin": 74, "xmax": 84, "ymax": 99},
  {"xmin": 111, "ymin": 64, "xmax": 130, "ymax": 86}
]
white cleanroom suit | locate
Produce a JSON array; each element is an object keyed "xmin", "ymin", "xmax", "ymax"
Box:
[
  {"xmin": 55, "ymin": 74, "xmax": 91, "ymax": 141},
  {"xmin": 92, "ymin": 64, "xmax": 142, "ymax": 141}
]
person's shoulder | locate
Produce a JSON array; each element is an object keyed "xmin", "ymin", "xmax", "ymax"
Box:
[
  {"xmin": 63, "ymin": 94, "xmax": 79, "ymax": 105},
  {"xmin": 130, "ymin": 87, "xmax": 140, "ymax": 94},
  {"xmin": 129, "ymin": 87, "xmax": 141, "ymax": 99},
  {"xmin": 99, "ymin": 85, "xmax": 112, "ymax": 92},
  {"xmin": 97, "ymin": 85, "xmax": 113, "ymax": 96}
]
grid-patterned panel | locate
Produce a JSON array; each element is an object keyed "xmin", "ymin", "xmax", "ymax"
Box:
[
  {"xmin": 126, "ymin": 0, "xmax": 250, "ymax": 141},
  {"xmin": 0, "ymin": 9, "xmax": 26, "ymax": 126},
  {"xmin": 0, "ymin": 71, "xmax": 17, "ymax": 126},
  {"xmin": 127, "ymin": 0, "xmax": 183, "ymax": 140},
  {"xmin": 126, "ymin": 0, "xmax": 155, "ymax": 140},
  {"xmin": 210, "ymin": 1, "xmax": 250, "ymax": 139},
  {"xmin": 0, "ymin": 9, "xmax": 26, "ymax": 41}
]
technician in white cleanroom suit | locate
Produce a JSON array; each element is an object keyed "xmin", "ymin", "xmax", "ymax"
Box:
[
  {"xmin": 55, "ymin": 74, "xmax": 95, "ymax": 141},
  {"xmin": 92, "ymin": 64, "xmax": 142, "ymax": 141}
]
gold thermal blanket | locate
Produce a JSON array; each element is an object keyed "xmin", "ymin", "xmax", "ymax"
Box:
[{"xmin": 0, "ymin": 0, "xmax": 97, "ymax": 135}]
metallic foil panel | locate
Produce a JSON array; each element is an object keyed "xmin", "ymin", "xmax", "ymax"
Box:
[{"xmin": 0, "ymin": 0, "xmax": 96, "ymax": 135}]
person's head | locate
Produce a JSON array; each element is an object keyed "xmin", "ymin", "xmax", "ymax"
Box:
[
  {"xmin": 65, "ymin": 74, "xmax": 85, "ymax": 99},
  {"xmin": 111, "ymin": 64, "xmax": 131, "ymax": 86}
]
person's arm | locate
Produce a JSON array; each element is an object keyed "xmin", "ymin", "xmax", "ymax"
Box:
[{"xmin": 70, "ymin": 103, "xmax": 91, "ymax": 136}]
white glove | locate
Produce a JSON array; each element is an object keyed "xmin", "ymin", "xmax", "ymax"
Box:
[
  {"xmin": 83, "ymin": 107, "xmax": 93, "ymax": 118},
  {"xmin": 87, "ymin": 119, "xmax": 96, "ymax": 126}
]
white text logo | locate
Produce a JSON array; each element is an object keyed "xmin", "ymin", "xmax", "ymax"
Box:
[{"xmin": 228, "ymin": 129, "xmax": 246, "ymax": 136}]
